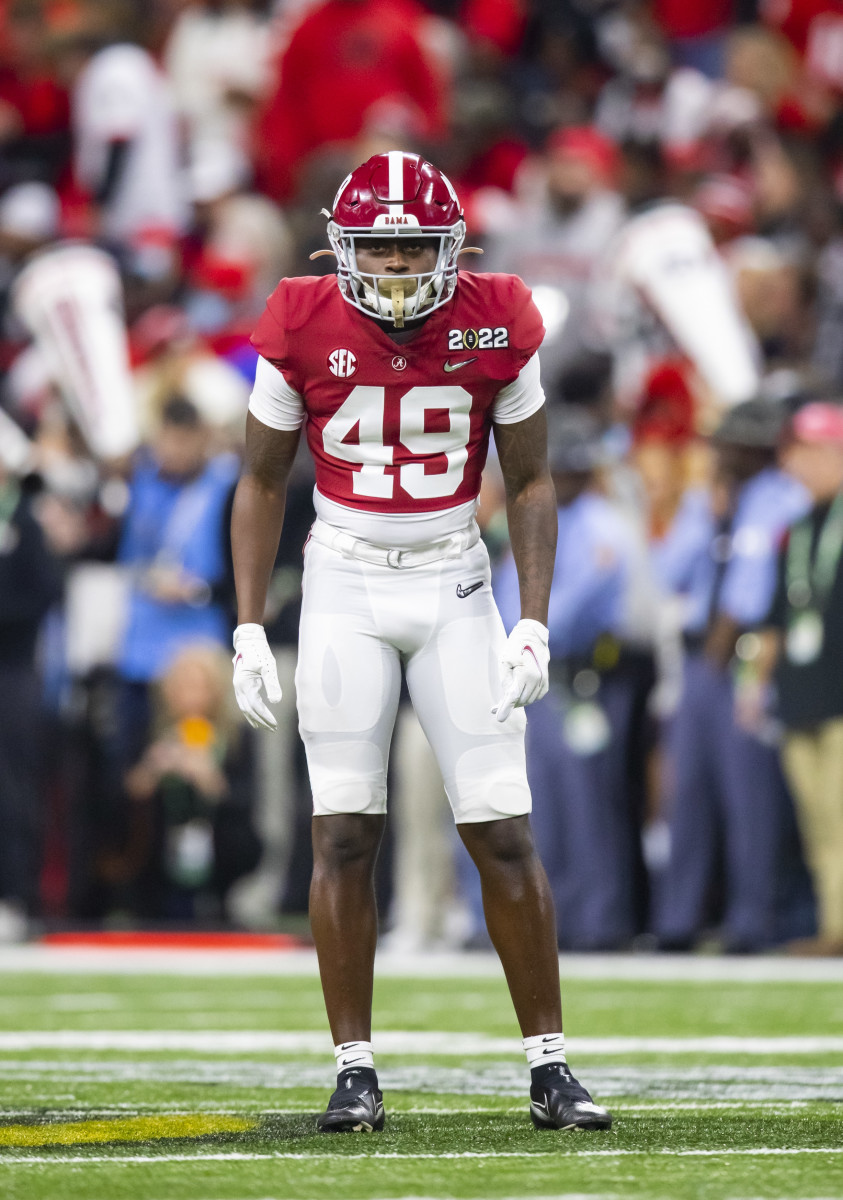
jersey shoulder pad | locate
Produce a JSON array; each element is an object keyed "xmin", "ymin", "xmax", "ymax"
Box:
[
  {"xmin": 250, "ymin": 276, "xmax": 336, "ymax": 366},
  {"xmin": 456, "ymin": 271, "xmax": 545, "ymax": 367}
]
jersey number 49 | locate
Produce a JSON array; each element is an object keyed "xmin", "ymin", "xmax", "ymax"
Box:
[{"xmin": 322, "ymin": 385, "xmax": 471, "ymax": 500}]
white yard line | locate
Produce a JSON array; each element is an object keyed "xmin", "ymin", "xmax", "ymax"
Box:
[
  {"xmin": 1, "ymin": 1031, "xmax": 842, "ymax": 1055},
  {"xmin": 1, "ymin": 1148, "xmax": 843, "ymax": 1165},
  {"xmin": 0, "ymin": 1102, "xmax": 818, "ymax": 1117},
  {"xmin": 2, "ymin": 945, "xmax": 843, "ymax": 981}
]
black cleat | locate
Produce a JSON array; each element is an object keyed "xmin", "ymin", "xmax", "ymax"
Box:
[
  {"xmin": 529, "ymin": 1062, "xmax": 612, "ymax": 1131},
  {"xmin": 316, "ymin": 1067, "xmax": 385, "ymax": 1133}
]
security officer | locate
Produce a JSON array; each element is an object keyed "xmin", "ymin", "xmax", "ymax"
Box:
[
  {"xmin": 652, "ymin": 398, "xmax": 811, "ymax": 952},
  {"xmin": 494, "ymin": 409, "xmax": 657, "ymax": 949}
]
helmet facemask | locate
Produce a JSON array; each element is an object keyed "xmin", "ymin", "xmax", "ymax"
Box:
[{"xmin": 327, "ymin": 219, "xmax": 466, "ymax": 327}]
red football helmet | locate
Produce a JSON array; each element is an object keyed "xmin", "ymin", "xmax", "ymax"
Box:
[{"xmin": 327, "ymin": 151, "xmax": 466, "ymax": 326}]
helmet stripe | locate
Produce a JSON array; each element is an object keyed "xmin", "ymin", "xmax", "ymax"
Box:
[{"xmin": 387, "ymin": 150, "xmax": 405, "ymax": 214}]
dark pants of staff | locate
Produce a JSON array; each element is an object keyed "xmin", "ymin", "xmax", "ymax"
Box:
[
  {"xmin": 655, "ymin": 651, "xmax": 811, "ymax": 951},
  {"xmin": 526, "ymin": 660, "xmax": 653, "ymax": 950},
  {"xmin": 0, "ymin": 664, "xmax": 46, "ymax": 912}
]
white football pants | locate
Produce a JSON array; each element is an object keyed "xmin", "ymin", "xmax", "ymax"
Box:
[{"xmin": 296, "ymin": 535, "xmax": 532, "ymax": 824}]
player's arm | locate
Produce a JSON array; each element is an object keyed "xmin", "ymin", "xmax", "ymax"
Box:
[
  {"xmin": 494, "ymin": 404, "xmax": 557, "ymax": 625},
  {"xmin": 229, "ymin": 411, "xmax": 301, "ymax": 730},
  {"xmin": 231, "ymin": 411, "xmax": 300, "ymax": 624},
  {"xmin": 492, "ymin": 397, "xmax": 558, "ymax": 722}
]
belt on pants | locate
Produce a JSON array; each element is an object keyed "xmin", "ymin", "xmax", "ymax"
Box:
[{"xmin": 308, "ymin": 516, "xmax": 482, "ymax": 569}]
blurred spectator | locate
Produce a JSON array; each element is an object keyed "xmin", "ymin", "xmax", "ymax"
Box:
[
  {"xmin": 54, "ymin": 16, "xmax": 189, "ymax": 280},
  {"xmin": 653, "ymin": 398, "xmax": 811, "ymax": 951},
  {"xmin": 184, "ymin": 153, "xmax": 294, "ymax": 335},
  {"xmin": 747, "ymin": 401, "xmax": 843, "ymax": 954},
  {"xmin": 0, "ymin": 0, "xmax": 70, "ymax": 188},
  {"xmin": 0, "ymin": 445, "xmax": 62, "ymax": 939},
  {"xmin": 252, "ymin": 0, "xmax": 447, "ymax": 201},
  {"xmin": 725, "ymin": 236, "xmax": 809, "ymax": 365},
  {"xmin": 439, "ymin": 76, "xmax": 529, "ymax": 234},
  {"xmin": 652, "ymin": 0, "xmax": 733, "ymax": 78},
  {"xmin": 115, "ymin": 395, "xmax": 238, "ymax": 771},
  {"xmin": 130, "ymin": 304, "xmax": 251, "ymax": 440},
  {"xmin": 114, "ymin": 642, "xmax": 260, "ymax": 921},
  {"xmin": 481, "ymin": 124, "xmax": 624, "ymax": 404},
  {"xmin": 630, "ymin": 360, "xmax": 704, "ymax": 540},
  {"xmin": 163, "ymin": 0, "xmax": 273, "ymax": 173},
  {"xmin": 759, "ymin": 0, "xmax": 843, "ymax": 133}
]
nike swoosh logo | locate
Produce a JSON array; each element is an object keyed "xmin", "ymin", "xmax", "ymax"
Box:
[
  {"xmin": 341, "ymin": 1056, "xmax": 367, "ymax": 1066},
  {"xmin": 456, "ymin": 581, "xmax": 483, "ymax": 599},
  {"xmin": 443, "ymin": 357, "xmax": 477, "ymax": 372},
  {"xmin": 543, "ymin": 1047, "xmax": 563, "ymax": 1054},
  {"xmin": 532, "ymin": 1097, "xmax": 549, "ymax": 1111},
  {"xmin": 542, "ymin": 1036, "xmax": 560, "ymax": 1043},
  {"xmin": 340, "ymin": 1044, "xmax": 359, "ymax": 1051}
]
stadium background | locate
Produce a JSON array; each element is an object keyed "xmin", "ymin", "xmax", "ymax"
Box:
[
  {"xmin": 2, "ymin": 0, "xmax": 843, "ymax": 951},
  {"xmin": 0, "ymin": 2, "xmax": 841, "ymax": 1197}
]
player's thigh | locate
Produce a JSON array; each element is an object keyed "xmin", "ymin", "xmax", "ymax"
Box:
[
  {"xmin": 404, "ymin": 544, "xmax": 531, "ymax": 824},
  {"xmin": 296, "ymin": 542, "xmax": 401, "ymax": 815}
]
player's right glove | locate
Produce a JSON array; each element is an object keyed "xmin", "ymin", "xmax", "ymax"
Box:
[
  {"xmin": 232, "ymin": 623, "xmax": 282, "ymax": 731},
  {"xmin": 493, "ymin": 618, "xmax": 550, "ymax": 723}
]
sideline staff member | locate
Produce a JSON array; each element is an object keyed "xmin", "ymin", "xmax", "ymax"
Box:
[{"xmin": 747, "ymin": 402, "xmax": 843, "ymax": 954}]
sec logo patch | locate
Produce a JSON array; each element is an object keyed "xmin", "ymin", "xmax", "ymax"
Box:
[{"xmin": 328, "ymin": 348, "xmax": 358, "ymax": 378}]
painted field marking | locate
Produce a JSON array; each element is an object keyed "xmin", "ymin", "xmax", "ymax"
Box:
[
  {"xmin": 1, "ymin": 1031, "xmax": 842, "ymax": 1055},
  {"xmin": 3, "ymin": 945, "xmax": 843, "ymax": 981},
  {"xmin": 0, "ymin": 1114, "xmax": 256, "ymax": 1147},
  {"xmin": 2, "ymin": 1148, "xmax": 843, "ymax": 1165},
  {"xmin": 2, "ymin": 1060, "xmax": 841, "ymax": 1105}
]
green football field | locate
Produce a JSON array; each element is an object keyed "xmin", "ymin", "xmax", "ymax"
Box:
[{"xmin": 0, "ymin": 948, "xmax": 841, "ymax": 1200}]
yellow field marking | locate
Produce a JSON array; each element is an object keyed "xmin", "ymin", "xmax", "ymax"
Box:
[{"xmin": 0, "ymin": 1114, "xmax": 256, "ymax": 1147}]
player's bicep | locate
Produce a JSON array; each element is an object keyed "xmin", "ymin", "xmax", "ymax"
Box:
[
  {"xmin": 243, "ymin": 411, "xmax": 301, "ymax": 492},
  {"xmin": 493, "ymin": 406, "xmax": 551, "ymax": 496}
]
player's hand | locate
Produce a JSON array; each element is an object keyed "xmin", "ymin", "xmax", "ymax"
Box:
[
  {"xmin": 232, "ymin": 623, "xmax": 282, "ymax": 731},
  {"xmin": 493, "ymin": 619, "xmax": 550, "ymax": 723}
]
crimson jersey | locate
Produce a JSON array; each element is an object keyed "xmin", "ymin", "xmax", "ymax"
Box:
[{"xmin": 250, "ymin": 271, "xmax": 544, "ymax": 515}]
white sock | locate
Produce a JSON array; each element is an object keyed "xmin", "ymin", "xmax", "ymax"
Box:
[
  {"xmin": 334, "ymin": 1040, "xmax": 375, "ymax": 1074},
  {"xmin": 523, "ymin": 1032, "xmax": 566, "ymax": 1069}
]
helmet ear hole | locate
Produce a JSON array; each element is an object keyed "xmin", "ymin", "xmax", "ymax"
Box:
[{"xmin": 327, "ymin": 152, "xmax": 465, "ymax": 325}]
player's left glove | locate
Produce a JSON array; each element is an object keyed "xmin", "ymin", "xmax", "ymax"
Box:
[
  {"xmin": 493, "ymin": 618, "xmax": 550, "ymax": 723},
  {"xmin": 232, "ymin": 623, "xmax": 282, "ymax": 731}
]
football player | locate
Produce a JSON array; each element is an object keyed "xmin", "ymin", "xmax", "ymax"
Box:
[{"xmin": 230, "ymin": 151, "xmax": 611, "ymax": 1134}]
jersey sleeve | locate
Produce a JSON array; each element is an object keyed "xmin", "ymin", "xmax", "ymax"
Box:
[
  {"xmin": 248, "ymin": 355, "xmax": 305, "ymax": 430},
  {"xmin": 507, "ymin": 276, "xmax": 545, "ymax": 372},
  {"xmin": 250, "ymin": 280, "xmax": 300, "ymax": 391},
  {"xmin": 492, "ymin": 352, "xmax": 545, "ymax": 424}
]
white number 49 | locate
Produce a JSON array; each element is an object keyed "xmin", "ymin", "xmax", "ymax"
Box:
[{"xmin": 321, "ymin": 385, "xmax": 472, "ymax": 500}]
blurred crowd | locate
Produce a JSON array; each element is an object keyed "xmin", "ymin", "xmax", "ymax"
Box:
[{"xmin": 2, "ymin": 0, "xmax": 843, "ymax": 954}]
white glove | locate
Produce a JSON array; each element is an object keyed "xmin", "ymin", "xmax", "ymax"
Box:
[
  {"xmin": 232, "ymin": 623, "xmax": 282, "ymax": 731},
  {"xmin": 493, "ymin": 619, "xmax": 550, "ymax": 723}
]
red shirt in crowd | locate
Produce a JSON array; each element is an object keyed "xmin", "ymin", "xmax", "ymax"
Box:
[
  {"xmin": 652, "ymin": 0, "xmax": 734, "ymax": 39},
  {"xmin": 253, "ymin": 0, "xmax": 446, "ymax": 202}
]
